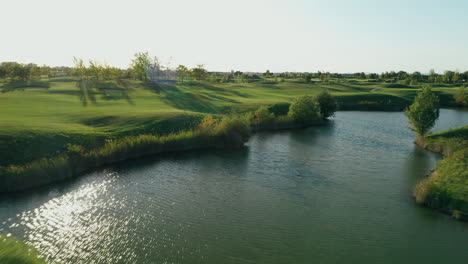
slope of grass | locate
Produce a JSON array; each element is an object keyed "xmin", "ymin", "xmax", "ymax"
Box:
[
  {"xmin": 0, "ymin": 77, "xmax": 461, "ymax": 168},
  {"xmin": 414, "ymin": 126, "xmax": 468, "ymax": 221}
]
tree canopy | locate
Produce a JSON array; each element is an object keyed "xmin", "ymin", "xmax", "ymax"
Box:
[{"xmin": 405, "ymin": 87, "xmax": 440, "ymax": 136}]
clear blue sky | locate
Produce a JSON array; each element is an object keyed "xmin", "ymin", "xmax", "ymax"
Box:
[{"xmin": 1, "ymin": 0, "xmax": 467, "ymax": 73}]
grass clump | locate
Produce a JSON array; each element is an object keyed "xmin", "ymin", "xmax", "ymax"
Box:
[{"xmin": 0, "ymin": 235, "xmax": 46, "ymax": 264}]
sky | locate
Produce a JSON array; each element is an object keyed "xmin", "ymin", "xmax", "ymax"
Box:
[{"xmin": 1, "ymin": 0, "xmax": 467, "ymax": 73}]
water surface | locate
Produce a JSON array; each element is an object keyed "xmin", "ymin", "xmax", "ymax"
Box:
[{"xmin": 1, "ymin": 109, "xmax": 468, "ymax": 264}]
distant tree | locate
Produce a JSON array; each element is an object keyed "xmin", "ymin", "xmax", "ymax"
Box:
[
  {"xmin": 455, "ymin": 86, "xmax": 468, "ymax": 107},
  {"xmin": 40, "ymin": 65, "xmax": 51, "ymax": 79},
  {"xmin": 72, "ymin": 57, "xmax": 87, "ymax": 79},
  {"xmin": 130, "ymin": 52, "xmax": 150, "ymax": 81},
  {"xmin": 411, "ymin": 71, "xmax": 422, "ymax": 82},
  {"xmin": 304, "ymin": 74, "xmax": 312, "ymax": 82},
  {"xmin": 146, "ymin": 56, "xmax": 161, "ymax": 82},
  {"xmin": 264, "ymin": 70, "xmax": 272, "ymax": 77},
  {"xmin": 461, "ymin": 71, "xmax": 468, "ymax": 83},
  {"xmin": 209, "ymin": 73, "xmax": 218, "ymax": 82},
  {"xmin": 0, "ymin": 66, "xmax": 5, "ymax": 79},
  {"xmin": 453, "ymin": 72, "xmax": 460, "ymax": 83},
  {"xmin": 316, "ymin": 90, "xmax": 337, "ymax": 119},
  {"xmin": 405, "ymin": 87, "xmax": 440, "ymax": 136},
  {"xmin": 288, "ymin": 95, "xmax": 321, "ymax": 124},
  {"xmin": 190, "ymin": 64, "xmax": 207, "ymax": 81},
  {"xmin": 88, "ymin": 60, "xmax": 103, "ymax": 81},
  {"xmin": 234, "ymin": 71, "xmax": 245, "ymax": 83},
  {"xmin": 443, "ymin": 71, "xmax": 454, "ymax": 83},
  {"xmin": 367, "ymin": 73, "xmax": 378, "ymax": 79},
  {"xmin": 397, "ymin": 71, "xmax": 408, "ymax": 80},
  {"xmin": 428, "ymin": 69, "xmax": 437, "ymax": 83},
  {"xmin": 176, "ymin": 65, "xmax": 190, "ymax": 83}
]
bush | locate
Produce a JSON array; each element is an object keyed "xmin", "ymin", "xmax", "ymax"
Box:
[
  {"xmin": 198, "ymin": 114, "xmax": 219, "ymax": 135},
  {"xmin": 316, "ymin": 90, "xmax": 337, "ymax": 119},
  {"xmin": 267, "ymin": 103, "xmax": 290, "ymax": 116},
  {"xmin": 455, "ymin": 86, "xmax": 468, "ymax": 107},
  {"xmin": 65, "ymin": 144, "xmax": 85, "ymax": 158},
  {"xmin": 288, "ymin": 95, "xmax": 321, "ymax": 124},
  {"xmin": 405, "ymin": 87, "xmax": 440, "ymax": 136},
  {"xmin": 214, "ymin": 116, "xmax": 251, "ymax": 146},
  {"xmin": 252, "ymin": 106, "xmax": 275, "ymax": 127}
]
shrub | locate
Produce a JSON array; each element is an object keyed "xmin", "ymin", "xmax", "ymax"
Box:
[
  {"xmin": 288, "ymin": 95, "xmax": 321, "ymax": 124},
  {"xmin": 214, "ymin": 116, "xmax": 251, "ymax": 145},
  {"xmin": 198, "ymin": 114, "xmax": 219, "ymax": 135},
  {"xmin": 65, "ymin": 144, "xmax": 85, "ymax": 158},
  {"xmin": 455, "ymin": 86, "xmax": 468, "ymax": 107},
  {"xmin": 405, "ymin": 86, "xmax": 440, "ymax": 136},
  {"xmin": 316, "ymin": 90, "xmax": 337, "ymax": 119},
  {"xmin": 252, "ymin": 106, "xmax": 275, "ymax": 127},
  {"xmin": 267, "ymin": 103, "xmax": 290, "ymax": 116}
]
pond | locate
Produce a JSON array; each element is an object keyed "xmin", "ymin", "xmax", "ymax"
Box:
[{"xmin": 1, "ymin": 109, "xmax": 467, "ymax": 264}]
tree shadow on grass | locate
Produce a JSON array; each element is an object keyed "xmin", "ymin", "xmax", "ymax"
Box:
[
  {"xmin": 197, "ymin": 82, "xmax": 252, "ymax": 98},
  {"xmin": 160, "ymin": 85, "xmax": 242, "ymax": 113}
]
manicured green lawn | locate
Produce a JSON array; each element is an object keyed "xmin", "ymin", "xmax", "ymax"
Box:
[{"xmin": 0, "ymin": 77, "xmax": 461, "ymax": 166}]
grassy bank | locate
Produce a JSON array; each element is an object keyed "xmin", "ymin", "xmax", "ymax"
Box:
[
  {"xmin": 0, "ymin": 77, "xmax": 462, "ymax": 166},
  {"xmin": 0, "ymin": 91, "xmax": 328, "ymax": 192},
  {"xmin": 0, "ymin": 235, "xmax": 46, "ymax": 264},
  {"xmin": 0, "ymin": 76, "xmax": 463, "ymax": 191},
  {"xmin": 414, "ymin": 126, "xmax": 468, "ymax": 221},
  {"xmin": 0, "ymin": 115, "xmax": 252, "ymax": 192}
]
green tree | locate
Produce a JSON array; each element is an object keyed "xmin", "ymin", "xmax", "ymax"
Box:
[
  {"xmin": 190, "ymin": 64, "xmax": 207, "ymax": 81},
  {"xmin": 40, "ymin": 65, "xmax": 51, "ymax": 79},
  {"xmin": 316, "ymin": 90, "xmax": 337, "ymax": 119},
  {"xmin": 288, "ymin": 95, "xmax": 321, "ymax": 124},
  {"xmin": 405, "ymin": 87, "xmax": 440, "ymax": 136},
  {"xmin": 252, "ymin": 106, "xmax": 275, "ymax": 126},
  {"xmin": 455, "ymin": 86, "xmax": 468, "ymax": 106},
  {"xmin": 209, "ymin": 72, "xmax": 218, "ymax": 82},
  {"xmin": 453, "ymin": 72, "xmax": 460, "ymax": 83},
  {"xmin": 130, "ymin": 52, "xmax": 150, "ymax": 81},
  {"xmin": 176, "ymin": 65, "xmax": 190, "ymax": 83},
  {"xmin": 443, "ymin": 71, "xmax": 454, "ymax": 83},
  {"xmin": 428, "ymin": 69, "xmax": 437, "ymax": 83},
  {"xmin": 72, "ymin": 57, "xmax": 87, "ymax": 79}
]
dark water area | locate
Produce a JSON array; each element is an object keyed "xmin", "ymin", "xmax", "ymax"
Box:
[{"xmin": 1, "ymin": 109, "xmax": 468, "ymax": 264}]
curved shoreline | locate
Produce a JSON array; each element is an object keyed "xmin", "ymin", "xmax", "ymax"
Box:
[
  {"xmin": 414, "ymin": 135, "xmax": 468, "ymax": 221},
  {"xmin": 0, "ymin": 119, "xmax": 317, "ymax": 193}
]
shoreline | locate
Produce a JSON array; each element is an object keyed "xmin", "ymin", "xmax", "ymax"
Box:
[
  {"xmin": 414, "ymin": 134, "xmax": 468, "ymax": 221},
  {"xmin": 0, "ymin": 119, "xmax": 318, "ymax": 193}
]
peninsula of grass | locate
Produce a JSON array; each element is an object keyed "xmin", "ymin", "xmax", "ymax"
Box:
[{"xmin": 414, "ymin": 126, "xmax": 468, "ymax": 221}]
